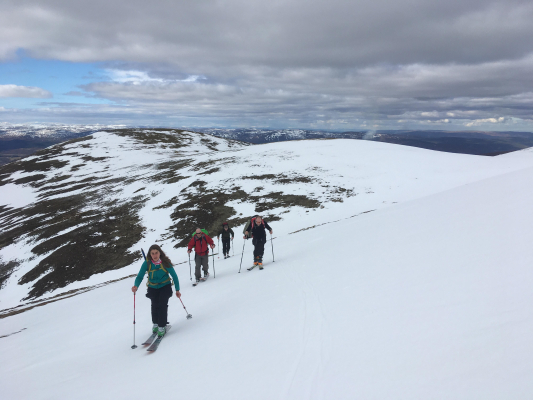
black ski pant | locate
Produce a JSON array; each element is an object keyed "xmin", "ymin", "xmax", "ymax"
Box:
[
  {"xmin": 146, "ymin": 283, "xmax": 172, "ymax": 328},
  {"xmin": 252, "ymin": 238, "xmax": 265, "ymax": 260},
  {"xmin": 222, "ymin": 238, "xmax": 231, "ymax": 255},
  {"xmin": 195, "ymin": 253, "xmax": 209, "ymax": 279}
]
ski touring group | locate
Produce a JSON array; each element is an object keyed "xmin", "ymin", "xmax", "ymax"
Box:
[{"xmin": 130, "ymin": 216, "xmax": 274, "ymax": 351}]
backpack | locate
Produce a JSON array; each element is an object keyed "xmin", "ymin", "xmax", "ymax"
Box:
[
  {"xmin": 193, "ymin": 234, "xmax": 206, "ymax": 244},
  {"xmin": 142, "ymin": 248, "xmax": 172, "ymax": 287},
  {"xmin": 146, "ymin": 261, "xmax": 172, "ymax": 287},
  {"xmin": 250, "ymin": 217, "xmax": 265, "ymax": 229},
  {"xmin": 244, "ymin": 216, "xmax": 264, "ymax": 235},
  {"xmin": 192, "ymin": 232, "xmax": 210, "ymax": 252}
]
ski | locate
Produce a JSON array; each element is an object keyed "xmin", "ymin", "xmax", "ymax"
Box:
[
  {"xmin": 259, "ymin": 264, "xmax": 264, "ymax": 270},
  {"xmin": 142, "ymin": 332, "xmax": 157, "ymax": 345},
  {"xmin": 147, "ymin": 336, "xmax": 164, "ymax": 352},
  {"xmin": 147, "ymin": 325, "xmax": 171, "ymax": 352},
  {"xmin": 247, "ymin": 264, "xmax": 257, "ymax": 271},
  {"xmin": 192, "ymin": 275, "xmax": 209, "ymax": 286}
]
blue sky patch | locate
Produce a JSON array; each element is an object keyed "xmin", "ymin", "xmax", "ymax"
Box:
[{"xmin": 0, "ymin": 55, "xmax": 111, "ymax": 108}]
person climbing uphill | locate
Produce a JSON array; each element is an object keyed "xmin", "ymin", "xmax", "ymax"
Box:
[
  {"xmin": 188, "ymin": 228, "xmax": 215, "ymax": 283},
  {"xmin": 217, "ymin": 222, "xmax": 234, "ymax": 258},
  {"xmin": 131, "ymin": 244, "xmax": 181, "ymax": 338},
  {"xmin": 243, "ymin": 216, "xmax": 273, "ymax": 270}
]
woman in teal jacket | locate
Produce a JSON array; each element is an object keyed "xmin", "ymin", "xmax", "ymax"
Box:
[{"xmin": 131, "ymin": 244, "xmax": 181, "ymax": 338}]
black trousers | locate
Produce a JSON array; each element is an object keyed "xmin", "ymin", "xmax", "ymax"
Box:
[
  {"xmin": 222, "ymin": 238, "xmax": 231, "ymax": 254},
  {"xmin": 146, "ymin": 284, "xmax": 172, "ymax": 327},
  {"xmin": 252, "ymin": 238, "xmax": 265, "ymax": 259}
]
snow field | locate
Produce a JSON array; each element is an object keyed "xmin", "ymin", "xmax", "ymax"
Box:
[
  {"xmin": 1, "ymin": 162, "xmax": 533, "ymax": 399},
  {"xmin": 4, "ymin": 133, "xmax": 533, "ymax": 307}
]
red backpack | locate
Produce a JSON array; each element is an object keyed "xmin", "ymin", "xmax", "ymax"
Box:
[{"xmin": 250, "ymin": 217, "xmax": 265, "ymax": 229}]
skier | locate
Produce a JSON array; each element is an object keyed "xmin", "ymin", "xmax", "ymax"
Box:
[
  {"xmin": 187, "ymin": 228, "xmax": 215, "ymax": 283},
  {"xmin": 243, "ymin": 216, "xmax": 273, "ymax": 269},
  {"xmin": 131, "ymin": 244, "xmax": 180, "ymax": 339},
  {"xmin": 217, "ymin": 222, "xmax": 234, "ymax": 258}
]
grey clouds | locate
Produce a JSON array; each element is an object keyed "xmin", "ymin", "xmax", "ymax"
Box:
[{"xmin": 1, "ymin": 0, "xmax": 533, "ymax": 129}]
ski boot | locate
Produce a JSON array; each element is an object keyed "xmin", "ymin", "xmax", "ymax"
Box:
[
  {"xmin": 157, "ymin": 326, "xmax": 166, "ymax": 338},
  {"xmin": 152, "ymin": 323, "xmax": 158, "ymax": 334}
]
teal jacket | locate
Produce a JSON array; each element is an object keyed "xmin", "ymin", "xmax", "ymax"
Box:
[{"xmin": 134, "ymin": 261, "xmax": 180, "ymax": 291}]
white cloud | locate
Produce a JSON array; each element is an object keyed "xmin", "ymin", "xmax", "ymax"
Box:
[
  {"xmin": 465, "ymin": 117, "xmax": 508, "ymax": 126},
  {"xmin": 105, "ymin": 69, "xmax": 206, "ymax": 85},
  {"xmin": 106, "ymin": 70, "xmax": 164, "ymax": 84},
  {"xmin": 0, "ymin": 84, "xmax": 52, "ymax": 98}
]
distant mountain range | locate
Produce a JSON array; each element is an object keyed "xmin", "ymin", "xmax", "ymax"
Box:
[
  {"xmin": 0, "ymin": 124, "xmax": 121, "ymax": 166},
  {"xmin": 196, "ymin": 128, "xmax": 533, "ymax": 156},
  {"xmin": 1, "ymin": 124, "xmax": 533, "ymax": 165}
]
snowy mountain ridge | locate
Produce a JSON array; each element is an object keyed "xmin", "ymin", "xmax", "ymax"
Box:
[
  {"xmin": 2, "ymin": 128, "xmax": 533, "ymax": 309},
  {"xmin": 0, "ymin": 123, "xmax": 127, "ymax": 138},
  {"xmin": 2, "ymin": 129, "xmax": 533, "ymax": 308}
]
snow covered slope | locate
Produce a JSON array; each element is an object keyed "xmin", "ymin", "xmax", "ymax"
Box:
[
  {"xmin": 1, "ymin": 147, "xmax": 533, "ymax": 399},
  {"xmin": 2, "ymin": 129, "xmax": 533, "ymax": 311}
]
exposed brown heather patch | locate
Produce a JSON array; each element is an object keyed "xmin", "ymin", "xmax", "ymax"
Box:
[
  {"xmin": 150, "ymin": 159, "xmax": 192, "ymax": 184},
  {"xmin": 242, "ymin": 173, "xmax": 314, "ymax": 185},
  {"xmin": 199, "ymin": 167, "xmax": 220, "ymax": 175},
  {"xmin": 166, "ymin": 185, "xmax": 251, "ymax": 248},
  {"xmin": 250, "ymin": 192, "xmax": 321, "ymax": 213},
  {"xmin": 110, "ymin": 128, "xmax": 193, "ymax": 149},
  {"xmin": 18, "ymin": 196, "xmax": 146, "ymax": 300},
  {"xmin": 13, "ymin": 174, "xmax": 47, "ymax": 185},
  {"xmin": 0, "ymin": 258, "xmax": 20, "ymax": 290}
]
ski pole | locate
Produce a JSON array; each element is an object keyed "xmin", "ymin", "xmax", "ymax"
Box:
[
  {"xmin": 179, "ymin": 297, "xmax": 193, "ymax": 319},
  {"xmin": 232, "ymin": 238, "xmax": 234, "ymax": 256},
  {"xmin": 188, "ymin": 253, "xmax": 192, "ymax": 281},
  {"xmin": 238, "ymin": 238, "xmax": 246, "ymax": 273},
  {"xmin": 212, "ymin": 247, "xmax": 216, "ymax": 278},
  {"xmin": 218, "ymin": 237, "xmax": 220, "ymax": 258},
  {"xmin": 132, "ymin": 247, "xmax": 150, "ymax": 349},
  {"xmin": 270, "ymin": 232, "xmax": 275, "ymax": 262},
  {"xmin": 131, "ymin": 292, "xmax": 137, "ymax": 349}
]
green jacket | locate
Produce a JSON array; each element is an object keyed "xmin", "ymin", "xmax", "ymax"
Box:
[{"xmin": 134, "ymin": 260, "xmax": 180, "ymax": 291}]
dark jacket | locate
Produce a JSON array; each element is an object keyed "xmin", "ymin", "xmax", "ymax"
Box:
[
  {"xmin": 218, "ymin": 226, "xmax": 234, "ymax": 240},
  {"xmin": 188, "ymin": 234, "xmax": 214, "ymax": 256},
  {"xmin": 245, "ymin": 219, "xmax": 272, "ymax": 244}
]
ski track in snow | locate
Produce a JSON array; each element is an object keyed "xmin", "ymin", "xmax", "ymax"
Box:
[{"xmin": 282, "ymin": 266, "xmax": 331, "ymax": 400}]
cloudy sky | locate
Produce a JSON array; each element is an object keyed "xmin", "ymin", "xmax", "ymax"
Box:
[{"xmin": 1, "ymin": 0, "xmax": 533, "ymax": 131}]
